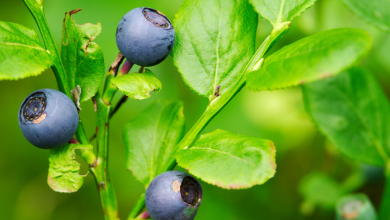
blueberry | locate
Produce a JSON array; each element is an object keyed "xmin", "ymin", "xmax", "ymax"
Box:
[
  {"xmin": 145, "ymin": 171, "xmax": 202, "ymax": 220},
  {"xmin": 116, "ymin": 7, "xmax": 175, "ymax": 67},
  {"xmin": 18, "ymin": 89, "xmax": 79, "ymax": 149}
]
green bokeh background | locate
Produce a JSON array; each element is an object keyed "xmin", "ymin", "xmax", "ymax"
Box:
[{"xmin": 1, "ymin": 0, "xmax": 389, "ymax": 219}]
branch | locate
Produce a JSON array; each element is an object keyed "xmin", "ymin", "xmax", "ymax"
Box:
[{"xmin": 128, "ymin": 21, "xmax": 292, "ymax": 220}]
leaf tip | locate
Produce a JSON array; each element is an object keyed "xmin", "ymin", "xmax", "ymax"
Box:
[{"xmin": 70, "ymin": 8, "xmax": 82, "ymax": 15}]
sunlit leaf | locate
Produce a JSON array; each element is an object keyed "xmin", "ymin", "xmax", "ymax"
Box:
[
  {"xmin": 247, "ymin": 28, "xmax": 372, "ymax": 92},
  {"xmin": 111, "ymin": 69, "xmax": 161, "ymax": 100},
  {"xmin": 0, "ymin": 21, "xmax": 54, "ymax": 80},
  {"xmin": 48, "ymin": 144, "xmax": 92, "ymax": 193},
  {"xmin": 123, "ymin": 100, "xmax": 185, "ymax": 187},
  {"xmin": 172, "ymin": 0, "xmax": 258, "ymax": 97},
  {"xmin": 61, "ymin": 10, "xmax": 105, "ymax": 102},
  {"xmin": 176, "ymin": 129, "xmax": 276, "ymax": 189},
  {"xmin": 249, "ymin": 0, "xmax": 317, "ymax": 26}
]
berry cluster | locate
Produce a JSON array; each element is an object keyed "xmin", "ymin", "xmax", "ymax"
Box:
[{"xmin": 18, "ymin": 7, "xmax": 202, "ymax": 220}]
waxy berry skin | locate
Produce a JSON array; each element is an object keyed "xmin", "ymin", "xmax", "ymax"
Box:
[
  {"xmin": 18, "ymin": 89, "xmax": 79, "ymax": 149},
  {"xmin": 116, "ymin": 7, "xmax": 175, "ymax": 67},
  {"xmin": 145, "ymin": 171, "xmax": 202, "ymax": 220}
]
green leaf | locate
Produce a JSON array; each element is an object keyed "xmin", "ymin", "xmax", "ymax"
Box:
[
  {"xmin": 299, "ymin": 172, "xmax": 344, "ymax": 210},
  {"xmin": 111, "ymin": 69, "xmax": 162, "ymax": 100},
  {"xmin": 247, "ymin": 28, "xmax": 372, "ymax": 92},
  {"xmin": 176, "ymin": 129, "xmax": 276, "ymax": 189},
  {"xmin": 343, "ymin": 0, "xmax": 390, "ymax": 33},
  {"xmin": 123, "ymin": 100, "xmax": 185, "ymax": 187},
  {"xmin": 61, "ymin": 10, "xmax": 105, "ymax": 102},
  {"xmin": 171, "ymin": 0, "xmax": 258, "ymax": 98},
  {"xmin": 336, "ymin": 194, "xmax": 378, "ymax": 220},
  {"xmin": 303, "ymin": 67, "xmax": 390, "ymax": 166},
  {"xmin": 0, "ymin": 21, "xmax": 54, "ymax": 80},
  {"xmin": 48, "ymin": 144, "xmax": 92, "ymax": 193},
  {"xmin": 249, "ymin": 0, "xmax": 317, "ymax": 26}
]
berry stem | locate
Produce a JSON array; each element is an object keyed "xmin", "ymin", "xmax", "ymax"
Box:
[
  {"xmin": 127, "ymin": 21, "xmax": 291, "ymax": 219},
  {"xmin": 118, "ymin": 59, "xmax": 134, "ymax": 76},
  {"xmin": 135, "ymin": 211, "xmax": 150, "ymax": 220},
  {"xmin": 75, "ymin": 120, "xmax": 97, "ymax": 165},
  {"xmin": 102, "ymin": 56, "xmax": 133, "ymax": 104}
]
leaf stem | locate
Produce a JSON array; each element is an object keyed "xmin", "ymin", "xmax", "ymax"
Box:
[
  {"xmin": 95, "ymin": 91, "xmax": 120, "ymax": 220},
  {"xmin": 23, "ymin": 0, "xmax": 94, "ymax": 166},
  {"xmin": 24, "ymin": 1, "xmax": 120, "ymax": 219},
  {"xmin": 23, "ymin": 0, "xmax": 71, "ymax": 98},
  {"xmin": 380, "ymin": 162, "xmax": 390, "ymax": 220},
  {"xmin": 129, "ymin": 21, "xmax": 292, "ymax": 219},
  {"xmin": 93, "ymin": 53, "xmax": 133, "ymax": 220},
  {"xmin": 165, "ymin": 21, "xmax": 291, "ymax": 171},
  {"xmin": 127, "ymin": 194, "xmax": 146, "ymax": 220},
  {"xmin": 89, "ymin": 95, "xmax": 128, "ymax": 142}
]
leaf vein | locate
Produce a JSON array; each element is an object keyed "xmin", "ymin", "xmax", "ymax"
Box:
[{"xmin": 189, "ymin": 147, "xmax": 257, "ymax": 167}]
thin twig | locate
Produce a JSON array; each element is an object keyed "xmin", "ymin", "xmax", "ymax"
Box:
[
  {"xmin": 110, "ymin": 95, "xmax": 128, "ymax": 118},
  {"xmin": 110, "ymin": 53, "xmax": 125, "ymax": 76}
]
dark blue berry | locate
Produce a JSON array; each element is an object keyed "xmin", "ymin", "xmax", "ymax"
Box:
[
  {"xmin": 116, "ymin": 7, "xmax": 175, "ymax": 67},
  {"xmin": 145, "ymin": 171, "xmax": 202, "ymax": 220},
  {"xmin": 18, "ymin": 89, "xmax": 79, "ymax": 149}
]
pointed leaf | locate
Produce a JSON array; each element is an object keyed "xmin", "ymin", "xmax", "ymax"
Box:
[
  {"xmin": 299, "ymin": 172, "xmax": 344, "ymax": 210},
  {"xmin": 123, "ymin": 100, "xmax": 185, "ymax": 187},
  {"xmin": 171, "ymin": 0, "xmax": 258, "ymax": 97},
  {"xmin": 176, "ymin": 129, "xmax": 276, "ymax": 189},
  {"xmin": 0, "ymin": 21, "xmax": 54, "ymax": 80},
  {"xmin": 48, "ymin": 144, "xmax": 92, "ymax": 193},
  {"xmin": 249, "ymin": 0, "xmax": 317, "ymax": 26},
  {"xmin": 303, "ymin": 67, "xmax": 390, "ymax": 166},
  {"xmin": 247, "ymin": 28, "xmax": 372, "ymax": 92},
  {"xmin": 61, "ymin": 10, "xmax": 105, "ymax": 102},
  {"xmin": 344, "ymin": 0, "xmax": 390, "ymax": 33},
  {"xmin": 110, "ymin": 69, "xmax": 161, "ymax": 100}
]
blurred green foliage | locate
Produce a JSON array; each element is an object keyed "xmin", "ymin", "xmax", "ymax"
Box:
[{"xmin": 0, "ymin": 0, "xmax": 389, "ymax": 219}]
